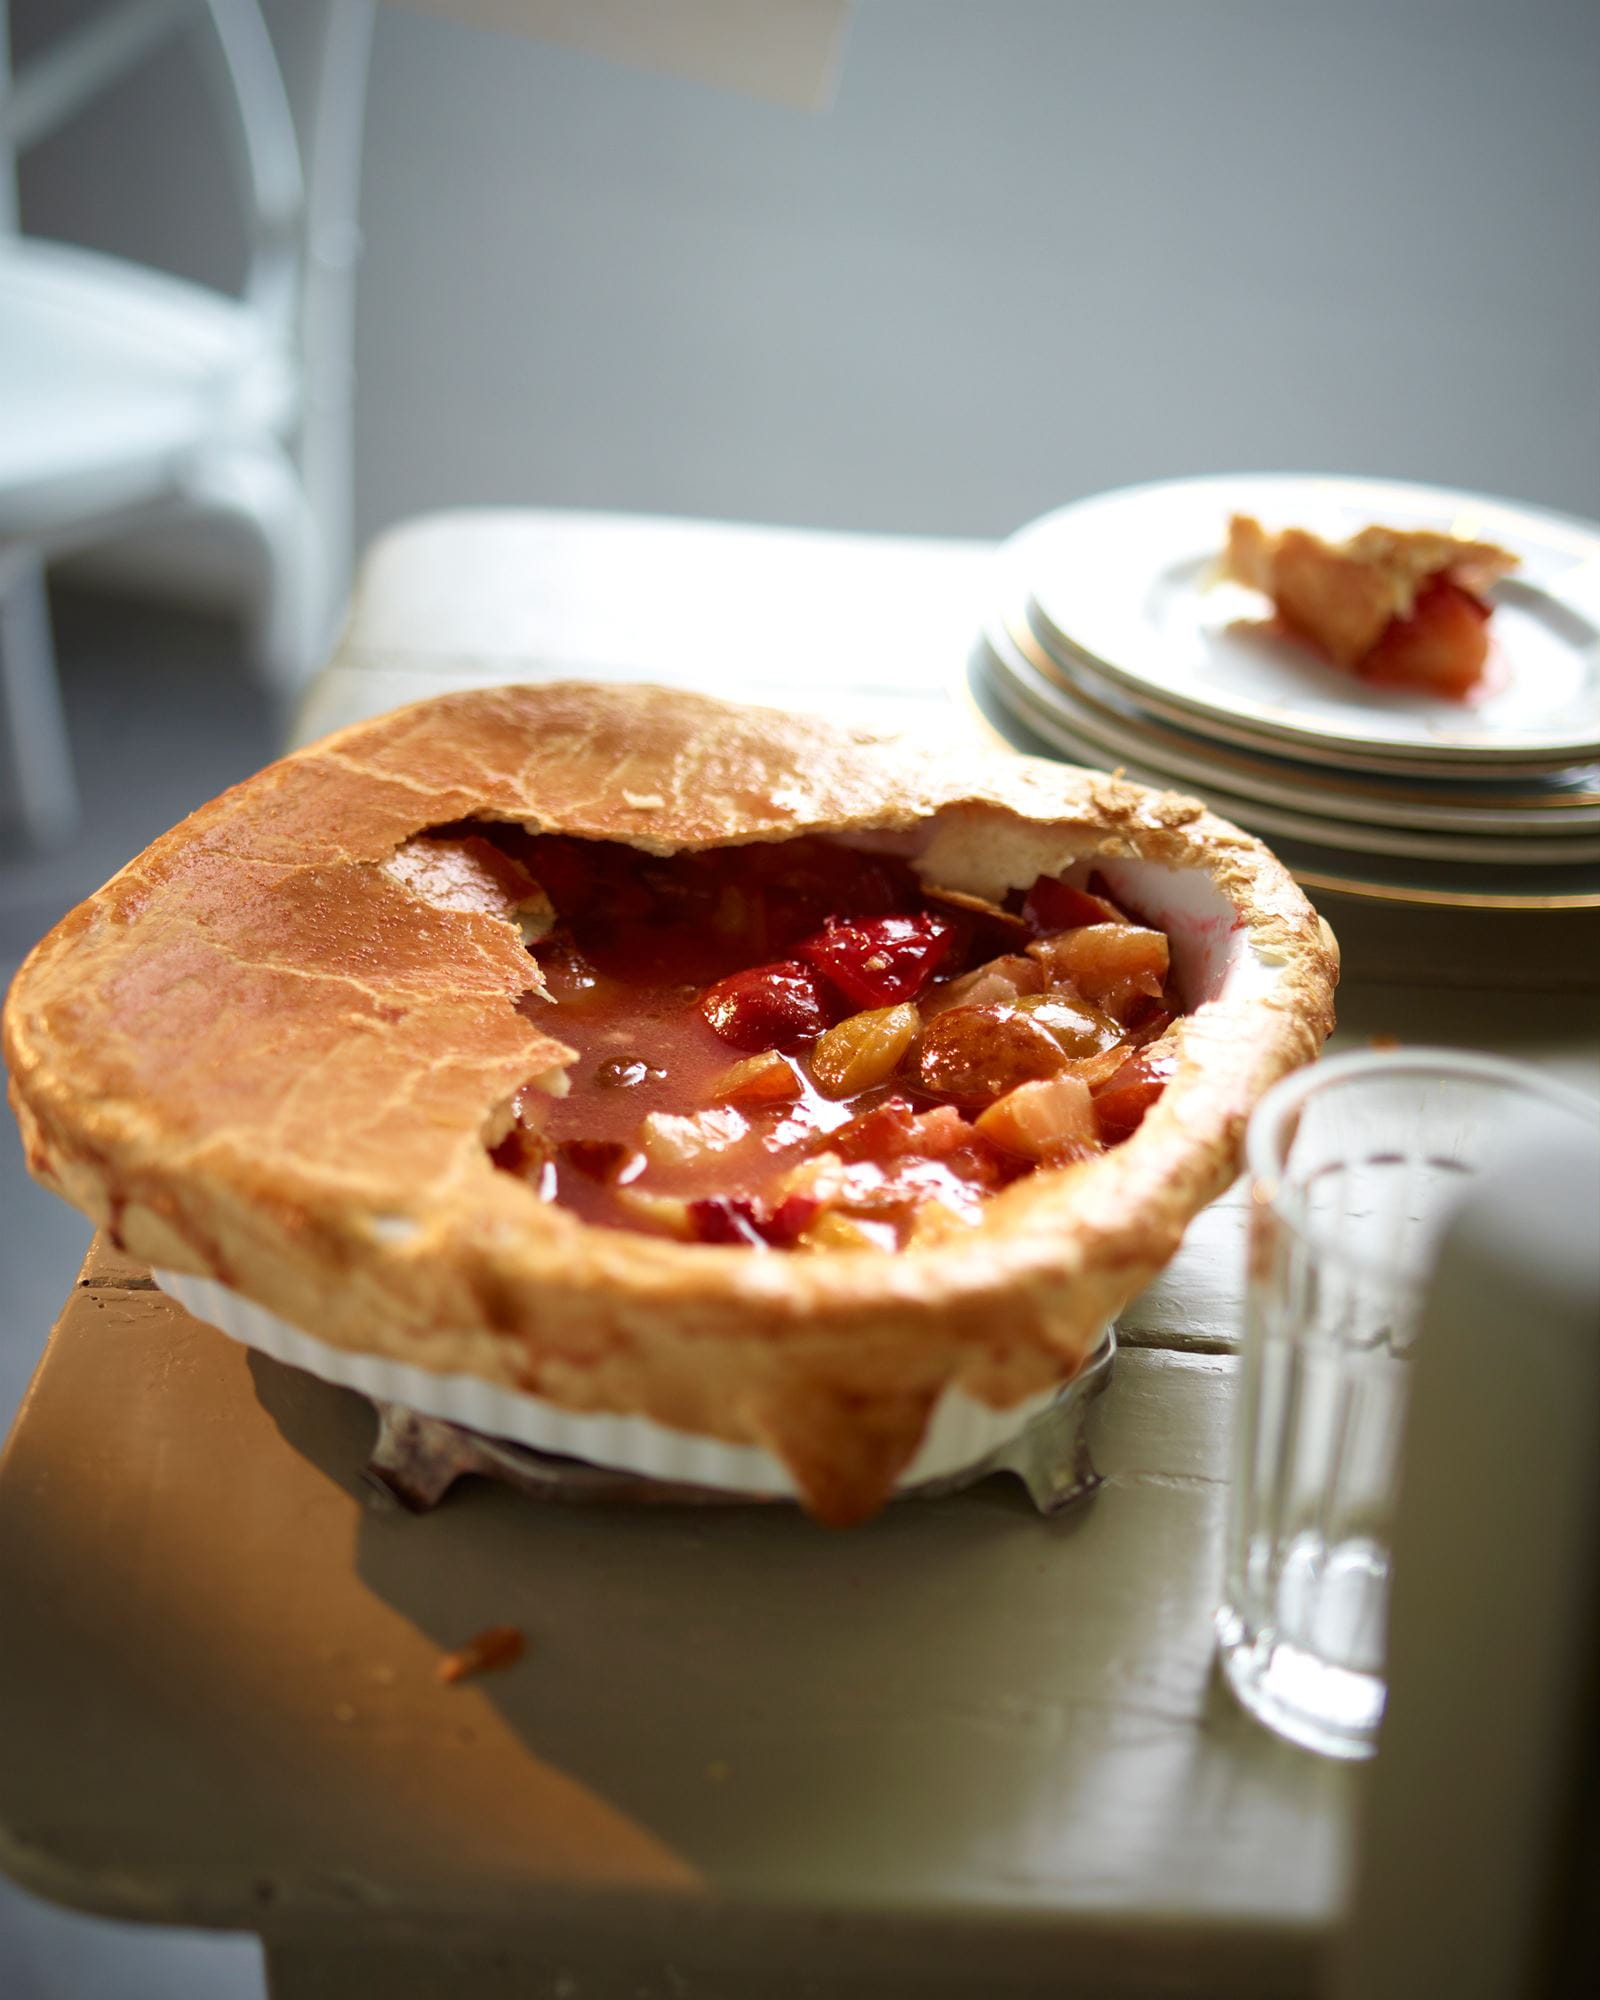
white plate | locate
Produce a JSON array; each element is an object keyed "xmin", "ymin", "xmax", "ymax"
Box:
[
  {"xmin": 992, "ymin": 609, "xmax": 1600, "ymax": 837},
  {"xmin": 1028, "ymin": 604, "xmax": 1600, "ymax": 782},
  {"xmin": 960, "ymin": 657, "xmax": 1600, "ymax": 910},
  {"xmin": 1021, "ymin": 474, "xmax": 1600, "ymax": 768},
  {"xmin": 977, "ymin": 631, "xmax": 1600, "ymax": 868},
  {"xmin": 968, "ymin": 647, "xmax": 1600, "ymax": 899}
]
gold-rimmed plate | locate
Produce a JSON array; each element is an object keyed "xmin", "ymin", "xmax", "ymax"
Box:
[
  {"xmin": 964, "ymin": 649, "xmax": 1600, "ymax": 911},
  {"xmin": 1020, "ymin": 474, "xmax": 1600, "ymax": 771},
  {"xmin": 993, "ymin": 609, "xmax": 1600, "ymax": 836}
]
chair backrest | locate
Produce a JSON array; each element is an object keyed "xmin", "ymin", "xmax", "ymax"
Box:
[
  {"xmin": 0, "ymin": 1, "xmax": 316, "ymax": 336},
  {"xmin": 0, "ymin": 0, "xmax": 18, "ymax": 229},
  {"xmin": 1, "ymin": 0, "xmax": 375, "ymax": 612}
]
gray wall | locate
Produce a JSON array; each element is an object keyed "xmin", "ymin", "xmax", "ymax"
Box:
[{"xmin": 17, "ymin": 0, "xmax": 1600, "ymax": 557}]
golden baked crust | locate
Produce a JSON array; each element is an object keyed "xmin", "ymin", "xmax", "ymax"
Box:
[
  {"xmin": 4, "ymin": 684, "xmax": 1338, "ymax": 1523},
  {"xmin": 1223, "ymin": 513, "xmax": 1518, "ymax": 667}
]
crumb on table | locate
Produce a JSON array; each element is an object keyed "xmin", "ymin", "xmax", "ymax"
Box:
[{"xmin": 436, "ymin": 1625, "xmax": 526, "ymax": 1684}]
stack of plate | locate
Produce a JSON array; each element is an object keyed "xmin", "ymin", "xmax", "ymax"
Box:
[{"xmin": 969, "ymin": 474, "xmax": 1600, "ymax": 909}]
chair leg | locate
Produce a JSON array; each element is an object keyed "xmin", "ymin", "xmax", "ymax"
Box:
[
  {"xmin": 0, "ymin": 555, "xmax": 79, "ymax": 848},
  {"xmin": 185, "ymin": 447, "xmax": 326, "ymax": 701}
]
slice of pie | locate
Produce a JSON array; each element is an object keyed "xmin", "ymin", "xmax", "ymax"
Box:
[
  {"xmin": 1223, "ymin": 513, "xmax": 1518, "ymax": 698},
  {"xmin": 3, "ymin": 684, "xmax": 1338, "ymax": 1523}
]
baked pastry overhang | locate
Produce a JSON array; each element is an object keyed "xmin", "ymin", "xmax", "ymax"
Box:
[{"xmin": 4, "ymin": 683, "xmax": 1339, "ymax": 1524}]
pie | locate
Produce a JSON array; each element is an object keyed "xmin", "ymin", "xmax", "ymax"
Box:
[
  {"xmin": 1223, "ymin": 513, "xmax": 1518, "ymax": 697},
  {"xmin": 4, "ymin": 684, "xmax": 1338, "ymax": 1523}
]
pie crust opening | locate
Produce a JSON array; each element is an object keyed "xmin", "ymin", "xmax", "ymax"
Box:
[{"xmin": 436, "ymin": 820, "xmax": 1213, "ymax": 1259}]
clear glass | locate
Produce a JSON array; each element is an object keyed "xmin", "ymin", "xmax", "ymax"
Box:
[{"xmin": 1215, "ymin": 1048, "xmax": 1596, "ymax": 1760}]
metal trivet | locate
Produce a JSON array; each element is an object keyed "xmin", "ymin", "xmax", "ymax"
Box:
[{"xmin": 362, "ymin": 1327, "xmax": 1115, "ymax": 1517}]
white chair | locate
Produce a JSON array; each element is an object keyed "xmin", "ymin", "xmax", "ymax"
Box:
[{"xmin": 0, "ymin": 0, "xmax": 375, "ymax": 845}]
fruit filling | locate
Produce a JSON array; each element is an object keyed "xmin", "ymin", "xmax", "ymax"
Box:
[{"xmin": 472, "ymin": 832, "xmax": 1182, "ymax": 1251}]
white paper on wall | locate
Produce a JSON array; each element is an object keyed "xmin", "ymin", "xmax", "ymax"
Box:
[{"xmin": 387, "ymin": 0, "xmax": 852, "ymax": 110}]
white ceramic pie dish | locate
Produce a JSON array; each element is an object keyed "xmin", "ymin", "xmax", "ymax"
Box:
[
  {"xmin": 148, "ymin": 852, "xmax": 1275, "ymax": 1502},
  {"xmin": 150, "ymin": 1264, "xmax": 1078, "ymax": 1497}
]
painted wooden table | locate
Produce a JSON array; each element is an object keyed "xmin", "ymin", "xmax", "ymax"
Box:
[{"xmin": 2, "ymin": 512, "xmax": 1596, "ymax": 1999}]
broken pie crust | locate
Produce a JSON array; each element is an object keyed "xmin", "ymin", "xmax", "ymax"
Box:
[{"xmin": 4, "ymin": 683, "xmax": 1339, "ymax": 1524}]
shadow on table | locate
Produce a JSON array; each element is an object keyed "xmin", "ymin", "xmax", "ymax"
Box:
[{"xmin": 247, "ymin": 1346, "xmax": 1318, "ymax": 1903}]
